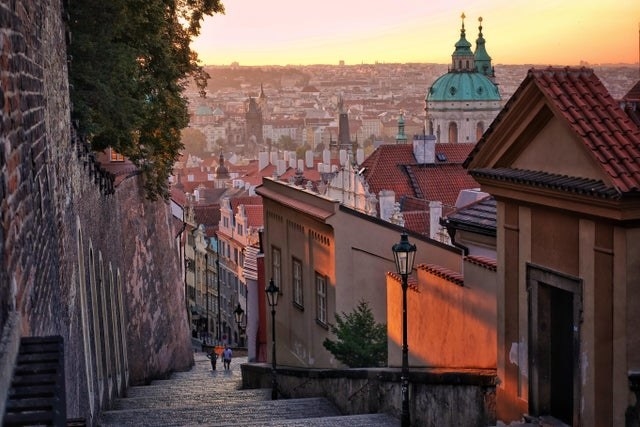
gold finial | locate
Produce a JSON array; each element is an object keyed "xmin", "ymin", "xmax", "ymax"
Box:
[{"xmin": 478, "ymin": 16, "xmax": 483, "ymax": 23}]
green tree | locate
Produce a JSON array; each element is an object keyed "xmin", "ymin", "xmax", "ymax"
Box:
[
  {"xmin": 323, "ymin": 300, "xmax": 387, "ymax": 368},
  {"xmin": 68, "ymin": 0, "xmax": 224, "ymax": 200}
]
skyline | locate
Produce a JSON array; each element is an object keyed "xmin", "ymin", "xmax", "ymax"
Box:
[{"xmin": 192, "ymin": 0, "xmax": 639, "ymax": 67}]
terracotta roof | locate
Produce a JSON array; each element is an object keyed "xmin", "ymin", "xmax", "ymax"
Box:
[
  {"xmin": 419, "ymin": 264, "xmax": 464, "ymax": 287},
  {"xmin": 244, "ymin": 204, "xmax": 264, "ymax": 228},
  {"xmin": 467, "ymin": 67, "xmax": 640, "ymax": 196},
  {"xmin": 362, "ymin": 143, "xmax": 479, "ymax": 210},
  {"xmin": 402, "ymin": 210, "xmax": 429, "ymax": 237},
  {"xmin": 465, "ymin": 255, "xmax": 497, "ymax": 271}
]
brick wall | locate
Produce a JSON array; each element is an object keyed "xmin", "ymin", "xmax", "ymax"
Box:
[{"xmin": 1, "ymin": 0, "xmax": 192, "ymax": 422}]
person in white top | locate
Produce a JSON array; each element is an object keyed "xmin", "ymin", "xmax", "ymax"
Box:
[{"xmin": 222, "ymin": 346, "xmax": 233, "ymax": 370}]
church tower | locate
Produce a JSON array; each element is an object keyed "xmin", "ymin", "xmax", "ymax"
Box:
[
  {"xmin": 425, "ymin": 14, "xmax": 502, "ymax": 144},
  {"xmin": 245, "ymin": 97, "xmax": 264, "ymax": 147}
]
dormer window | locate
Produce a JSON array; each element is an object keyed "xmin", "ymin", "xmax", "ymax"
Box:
[{"xmin": 110, "ymin": 149, "xmax": 124, "ymax": 162}]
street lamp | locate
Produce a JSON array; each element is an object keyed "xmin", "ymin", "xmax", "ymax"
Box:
[
  {"xmin": 234, "ymin": 303, "xmax": 246, "ymax": 344},
  {"xmin": 205, "ymin": 253, "xmax": 209, "ymax": 344},
  {"xmin": 392, "ymin": 232, "xmax": 416, "ymax": 427},
  {"xmin": 265, "ymin": 278, "xmax": 280, "ymax": 400}
]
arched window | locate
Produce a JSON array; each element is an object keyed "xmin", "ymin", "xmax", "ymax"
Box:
[
  {"xmin": 476, "ymin": 122, "xmax": 485, "ymax": 142},
  {"xmin": 448, "ymin": 122, "xmax": 458, "ymax": 143}
]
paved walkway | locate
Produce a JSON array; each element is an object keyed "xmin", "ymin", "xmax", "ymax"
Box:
[{"xmin": 97, "ymin": 350, "xmax": 399, "ymax": 426}]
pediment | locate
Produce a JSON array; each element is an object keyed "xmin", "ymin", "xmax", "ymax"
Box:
[{"xmin": 508, "ymin": 115, "xmax": 609, "ymax": 183}]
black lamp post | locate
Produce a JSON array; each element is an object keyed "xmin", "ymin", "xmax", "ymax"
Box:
[
  {"xmin": 234, "ymin": 303, "xmax": 245, "ymax": 344},
  {"xmin": 216, "ymin": 250, "xmax": 222, "ymax": 346},
  {"xmin": 265, "ymin": 278, "xmax": 279, "ymax": 400},
  {"xmin": 392, "ymin": 232, "xmax": 417, "ymax": 427},
  {"xmin": 205, "ymin": 253, "xmax": 209, "ymax": 344}
]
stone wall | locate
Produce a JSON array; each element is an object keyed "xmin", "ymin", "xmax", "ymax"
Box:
[
  {"xmin": 1, "ymin": 0, "xmax": 192, "ymax": 423},
  {"xmin": 241, "ymin": 363, "xmax": 497, "ymax": 427}
]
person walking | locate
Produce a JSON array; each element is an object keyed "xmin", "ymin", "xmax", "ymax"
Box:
[
  {"xmin": 222, "ymin": 345, "xmax": 233, "ymax": 370},
  {"xmin": 207, "ymin": 348, "xmax": 218, "ymax": 371}
]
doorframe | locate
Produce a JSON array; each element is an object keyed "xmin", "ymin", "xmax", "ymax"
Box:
[{"xmin": 526, "ymin": 263, "xmax": 582, "ymax": 426}]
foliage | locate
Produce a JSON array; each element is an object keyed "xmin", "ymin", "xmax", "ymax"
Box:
[
  {"xmin": 68, "ymin": 0, "xmax": 224, "ymax": 200},
  {"xmin": 323, "ymin": 300, "xmax": 387, "ymax": 368}
]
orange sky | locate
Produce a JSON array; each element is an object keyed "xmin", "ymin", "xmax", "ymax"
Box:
[{"xmin": 192, "ymin": 0, "xmax": 639, "ymax": 66}]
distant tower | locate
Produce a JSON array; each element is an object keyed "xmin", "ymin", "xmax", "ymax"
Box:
[
  {"xmin": 245, "ymin": 97, "xmax": 263, "ymax": 146},
  {"xmin": 257, "ymin": 83, "xmax": 269, "ymax": 120},
  {"xmin": 425, "ymin": 14, "xmax": 502, "ymax": 144},
  {"xmin": 214, "ymin": 152, "xmax": 230, "ymax": 189},
  {"xmin": 395, "ymin": 112, "xmax": 408, "ymax": 144}
]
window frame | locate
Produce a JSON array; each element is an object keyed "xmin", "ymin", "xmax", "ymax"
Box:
[
  {"xmin": 292, "ymin": 257, "xmax": 303, "ymax": 309},
  {"xmin": 315, "ymin": 272, "xmax": 327, "ymax": 326}
]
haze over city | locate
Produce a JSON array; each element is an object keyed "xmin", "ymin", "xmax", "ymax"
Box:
[{"xmin": 192, "ymin": 0, "xmax": 639, "ymax": 67}]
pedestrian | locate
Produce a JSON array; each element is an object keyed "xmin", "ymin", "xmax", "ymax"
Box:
[
  {"xmin": 222, "ymin": 345, "xmax": 232, "ymax": 370},
  {"xmin": 207, "ymin": 348, "xmax": 218, "ymax": 371}
]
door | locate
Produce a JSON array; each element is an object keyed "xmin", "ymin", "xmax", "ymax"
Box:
[{"xmin": 528, "ymin": 265, "xmax": 581, "ymax": 426}]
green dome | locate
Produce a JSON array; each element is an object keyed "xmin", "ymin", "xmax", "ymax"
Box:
[{"xmin": 427, "ymin": 72, "xmax": 500, "ymax": 102}]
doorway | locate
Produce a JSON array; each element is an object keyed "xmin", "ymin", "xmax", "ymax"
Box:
[{"xmin": 527, "ymin": 265, "xmax": 581, "ymax": 426}]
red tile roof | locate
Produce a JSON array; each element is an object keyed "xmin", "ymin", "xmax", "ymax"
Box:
[
  {"xmin": 244, "ymin": 204, "xmax": 264, "ymax": 228},
  {"xmin": 467, "ymin": 67, "xmax": 640, "ymax": 195},
  {"xmin": 361, "ymin": 143, "xmax": 479, "ymax": 211}
]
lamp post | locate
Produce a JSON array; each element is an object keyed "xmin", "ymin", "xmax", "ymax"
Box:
[
  {"xmin": 392, "ymin": 232, "xmax": 417, "ymax": 427},
  {"xmin": 205, "ymin": 253, "xmax": 209, "ymax": 344},
  {"xmin": 234, "ymin": 303, "xmax": 245, "ymax": 345},
  {"xmin": 216, "ymin": 241, "xmax": 222, "ymax": 346},
  {"xmin": 265, "ymin": 278, "xmax": 279, "ymax": 400}
]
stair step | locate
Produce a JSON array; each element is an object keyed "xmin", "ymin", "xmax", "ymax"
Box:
[
  {"xmin": 99, "ymin": 397, "xmax": 341, "ymax": 426},
  {"xmin": 114, "ymin": 388, "xmax": 272, "ymax": 409}
]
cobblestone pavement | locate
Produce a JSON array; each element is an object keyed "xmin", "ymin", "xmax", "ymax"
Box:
[{"xmin": 98, "ymin": 350, "xmax": 399, "ymax": 426}]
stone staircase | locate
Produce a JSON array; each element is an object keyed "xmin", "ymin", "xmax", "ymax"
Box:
[{"xmin": 98, "ymin": 352, "xmax": 399, "ymax": 426}]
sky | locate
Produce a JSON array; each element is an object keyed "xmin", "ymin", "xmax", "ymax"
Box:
[{"xmin": 191, "ymin": 0, "xmax": 640, "ymax": 67}]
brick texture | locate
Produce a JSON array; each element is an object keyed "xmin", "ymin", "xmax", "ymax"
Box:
[{"xmin": 1, "ymin": 0, "xmax": 192, "ymax": 422}]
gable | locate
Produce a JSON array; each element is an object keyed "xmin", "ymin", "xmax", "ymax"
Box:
[{"xmin": 511, "ymin": 115, "xmax": 609, "ymax": 184}]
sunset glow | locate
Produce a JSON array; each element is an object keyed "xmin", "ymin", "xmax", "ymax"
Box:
[{"xmin": 192, "ymin": 0, "xmax": 639, "ymax": 66}]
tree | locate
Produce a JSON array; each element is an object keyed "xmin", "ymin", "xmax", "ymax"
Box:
[
  {"xmin": 68, "ymin": 0, "xmax": 224, "ymax": 200},
  {"xmin": 323, "ymin": 300, "xmax": 387, "ymax": 368}
]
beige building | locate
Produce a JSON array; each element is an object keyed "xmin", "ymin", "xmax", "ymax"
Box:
[
  {"xmin": 256, "ymin": 177, "xmax": 465, "ymax": 369},
  {"xmin": 465, "ymin": 68, "xmax": 640, "ymax": 426}
]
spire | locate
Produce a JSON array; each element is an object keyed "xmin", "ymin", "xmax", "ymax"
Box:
[
  {"xmin": 474, "ymin": 16, "xmax": 494, "ymax": 77},
  {"xmin": 259, "ymin": 83, "xmax": 266, "ymax": 100},
  {"xmin": 452, "ymin": 12, "xmax": 474, "ymax": 71}
]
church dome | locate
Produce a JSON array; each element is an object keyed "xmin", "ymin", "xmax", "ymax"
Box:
[
  {"xmin": 215, "ymin": 153, "xmax": 229, "ymax": 178},
  {"xmin": 427, "ymin": 72, "xmax": 500, "ymax": 102}
]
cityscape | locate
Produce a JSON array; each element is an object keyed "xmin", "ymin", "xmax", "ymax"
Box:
[{"xmin": 3, "ymin": 1, "xmax": 640, "ymax": 426}]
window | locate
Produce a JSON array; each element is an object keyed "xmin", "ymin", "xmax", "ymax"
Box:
[
  {"xmin": 110, "ymin": 149, "xmax": 124, "ymax": 162},
  {"xmin": 293, "ymin": 258, "xmax": 303, "ymax": 308},
  {"xmin": 316, "ymin": 273, "xmax": 327, "ymax": 325},
  {"xmin": 272, "ymin": 246, "xmax": 281, "ymax": 292},
  {"xmin": 448, "ymin": 122, "xmax": 458, "ymax": 143},
  {"xmin": 237, "ymin": 224, "xmax": 243, "ymax": 236},
  {"xmin": 223, "ymin": 217, "xmax": 229, "ymax": 228}
]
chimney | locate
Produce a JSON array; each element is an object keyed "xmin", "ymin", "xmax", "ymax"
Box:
[
  {"xmin": 288, "ymin": 151, "xmax": 297, "ymax": 169},
  {"xmin": 277, "ymin": 159, "xmax": 286, "ymax": 176},
  {"xmin": 258, "ymin": 151, "xmax": 269, "ymax": 171},
  {"xmin": 429, "ymin": 200, "xmax": 443, "ymax": 240},
  {"xmin": 305, "ymin": 150, "xmax": 314, "ymax": 168},
  {"xmin": 413, "ymin": 134, "xmax": 436, "ymax": 164},
  {"xmin": 378, "ymin": 190, "xmax": 395, "ymax": 221},
  {"xmin": 297, "ymin": 159, "xmax": 304, "ymax": 171}
]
